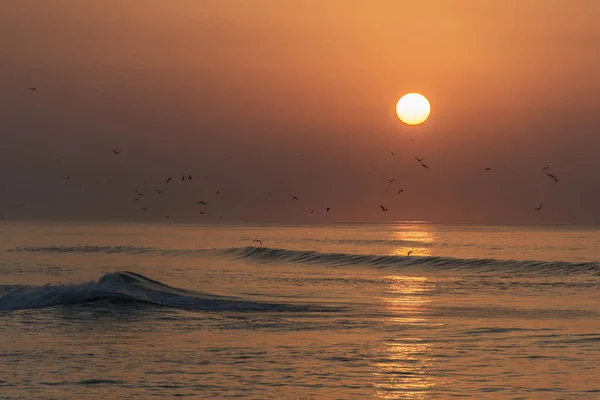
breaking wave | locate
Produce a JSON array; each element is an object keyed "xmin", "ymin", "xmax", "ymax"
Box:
[{"xmin": 0, "ymin": 271, "xmax": 331, "ymax": 312}]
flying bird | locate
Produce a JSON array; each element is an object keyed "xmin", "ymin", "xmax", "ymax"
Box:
[
  {"xmin": 29, "ymin": 87, "xmax": 37, "ymax": 91},
  {"xmin": 326, "ymin": 207, "xmax": 331, "ymax": 212},
  {"xmin": 391, "ymin": 152, "xmax": 395, "ymax": 156},
  {"xmin": 154, "ymin": 189, "xmax": 164, "ymax": 195},
  {"xmin": 388, "ymin": 178, "xmax": 396, "ymax": 183},
  {"xmin": 542, "ymin": 166, "xmax": 549, "ymax": 170},
  {"xmin": 199, "ymin": 211, "xmax": 205, "ymax": 215},
  {"xmin": 135, "ymin": 189, "xmax": 144, "ymax": 196},
  {"xmin": 181, "ymin": 176, "xmax": 185, "ymax": 181},
  {"xmin": 309, "ymin": 209, "xmax": 314, "ymax": 214},
  {"xmin": 166, "ymin": 215, "xmax": 170, "ymax": 219},
  {"xmin": 266, "ymin": 192, "xmax": 273, "ymax": 196},
  {"xmin": 407, "ymin": 250, "xmax": 413, "ymax": 256},
  {"xmin": 142, "ymin": 207, "xmax": 149, "ymax": 212},
  {"xmin": 166, "ymin": 177, "xmax": 172, "ymax": 183},
  {"xmin": 252, "ymin": 239, "xmax": 263, "ymax": 246},
  {"xmin": 65, "ymin": 176, "xmax": 70, "ymax": 180},
  {"xmin": 420, "ymin": 163, "xmax": 429, "ymax": 169},
  {"xmin": 112, "ymin": 149, "xmax": 119, "ymax": 154},
  {"xmin": 397, "ymin": 189, "xmax": 404, "ymax": 194},
  {"xmin": 380, "ymin": 205, "xmax": 388, "ymax": 212},
  {"xmin": 415, "ymin": 157, "xmax": 424, "ymax": 162},
  {"xmin": 485, "ymin": 167, "xmax": 491, "ymax": 171},
  {"xmin": 535, "ymin": 203, "xmax": 543, "ymax": 211},
  {"xmin": 197, "ymin": 201, "xmax": 207, "ymax": 205},
  {"xmin": 188, "ymin": 175, "xmax": 192, "ymax": 180},
  {"xmin": 292, "ymin": 195, "xmax": 299, "ymax": 200},
  {"xmin": 216, "ymin": 190, "xmax": 220, "ymax": 195},
  {"xmin": 547, "ymin": 173, "xmax": 559, "ymax": 182}
]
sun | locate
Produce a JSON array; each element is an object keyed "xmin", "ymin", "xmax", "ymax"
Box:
[{"xmin": 396, "ymin": 93, "xmax": 431, "ymax": 126}]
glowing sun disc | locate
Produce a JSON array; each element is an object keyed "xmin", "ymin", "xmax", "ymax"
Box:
[{"xmin": 396, "ymin": 93, "xmax": 431, "ymax": 126}]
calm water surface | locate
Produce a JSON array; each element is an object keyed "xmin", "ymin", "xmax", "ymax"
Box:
[{"xmin": 1, "ymin": 221, "xmax": 599, "ymax": 399}]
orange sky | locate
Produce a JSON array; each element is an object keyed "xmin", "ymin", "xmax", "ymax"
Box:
[{"xmin": 1, "ymin": 1, "xmax": 599, "ymax": 223}]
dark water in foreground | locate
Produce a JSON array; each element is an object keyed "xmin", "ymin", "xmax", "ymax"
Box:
[{"xmin": 1, "ymin": 222, "xmax": 599, "ymax": 399}]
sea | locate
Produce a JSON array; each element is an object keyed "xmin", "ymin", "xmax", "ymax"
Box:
[{"xmin": 0, "ymin": 221, "xmax": 599, "ymax": 399}]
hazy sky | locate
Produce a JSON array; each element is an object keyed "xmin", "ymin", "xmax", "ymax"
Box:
[{"xmin": 1, "ymin": 1, "xmax": 599, "ymax": 224}]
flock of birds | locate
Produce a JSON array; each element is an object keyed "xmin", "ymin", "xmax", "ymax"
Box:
[
  {"xmin": 2, "ymin": 87, "xmax": 563, "ymax": 253},
  {"xmin": 56, "ymin": 149, "xmax": 560, "ymax": 216}
]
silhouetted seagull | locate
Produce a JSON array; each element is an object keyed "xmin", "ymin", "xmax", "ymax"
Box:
[
  {"xmin": 181, "ymin": 176, "xmax": 185, "ymax": 181},
  {"xmin": 397, "ymin": 189, "xmax": 404, "ymax": 194},
  {"xmin": 547, "ymin": 173, "xmax": 559, "ymax": 182},
  {"xmin": 388, "ymin": 178, "xmax": 396, "ymax": 183},
  {"xmin": 535, "ymin": 203, "xmax": 543, "ymax": 211},
  {"xmin": 415, "ymin": 157, "xmax": 424, "ymax": 162},
  {"xmin": 407, "ymin": 250, "xmax": 413, "ymax": 256},
  {"xmin": 112, "ymin": 149, "xmax": 119, "ymax": 154},
  {"xmin": 216, "ymin": 190, "xmax": 220, "ymax": 195},
  {"xmin": 310, "ymin": 209, "xmax": 314, "ymax": 214},
  {"xmin": 197, "ymin": 201, "xmax": 207, "ymax": 205},
  {"xmin": 135, "ymin": 189, "xmax": 144, "ymax": 196},
  {"xmin": 380, "ymin": 205, "xmax": 388, "ymax": 211},
  {"xmin": 420, "ymin": 163, "xmax": 429, "ymax": 169},
  {"xmin": 154, "ymin": 189, "xmax": 163, "ymax": 195},
  {"xmin": 188, "ymin": 175, "xmax": 192, "ymax": 180},
  {"xmin": 326, "ymin": 207, "xmax": 331, "ymax": 212},
  {"xmin": 166, "ymin": 215, "xmax": 170, "ymax": 219},
  {"xmin": 166, "ymin": 177, "xmax": 172, "ymax": 183},
  {"xmin": 391, "ymin": 152, "xmax": 395, "ymax": 156},
  {"xmin": 65, "ymin": 176, "xmax": 70, "ymax": 180},
  {"xmin": 266, "ymin": 192, "xmax": 273, "ymax": 196},
  {"xmin": 542, "ymin": 166, "xmax": 549, "ymax": 171},
  {"xmin": 199, "ymin": 211, "xmax": 205, "ymax": 215},
  {"xmin": 142, "ymin": 207, "xmax": 149, "ymax": 212},
  {"xmin": 29, "ymin": 87, "xmax": 37, "ymax": 91},
  {"xmin": 292, "ymin": 195, "xmax": 299, "ymax": 200},
  {"xmin": 252, "ymin": 239, "xmax": 263, "ymax": 245},
  {"xmin": 485, "ymin": 167, "xmax": 491, "ymax": 171}
]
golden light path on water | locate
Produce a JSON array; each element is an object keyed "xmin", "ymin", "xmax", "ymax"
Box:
[
  {"xmin": 373, "ymin": 224, "xmax": 444, "ymax": 398},
  {"xmin": 389, "ymin": 224, "xmax": 435, "ymax": 258}
]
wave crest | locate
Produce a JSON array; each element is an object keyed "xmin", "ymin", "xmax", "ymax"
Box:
[
  {"xmin": 0, "ymin": 271, "xmax": 329, "ymax": 312},
  {"xmin": 12, "ymin": 245, "xmax": 600, "ymax": 276},
  {"xmin": 225, "ymin": 247, "xmax": 600, "ymax": 276}
]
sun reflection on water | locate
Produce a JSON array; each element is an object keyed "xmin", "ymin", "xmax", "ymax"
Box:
[
  {"xmin": 373, "ymin": 257, "xmax": 440, "ymax": 398},
  {"xmin": 389, "ymin": 225, "xmax": 435, "ymax": 257}
]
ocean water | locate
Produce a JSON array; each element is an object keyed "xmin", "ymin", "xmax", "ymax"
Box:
[{"xmin": 1, "ymin": 221, "xmax": 599, "ymax": 399}]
